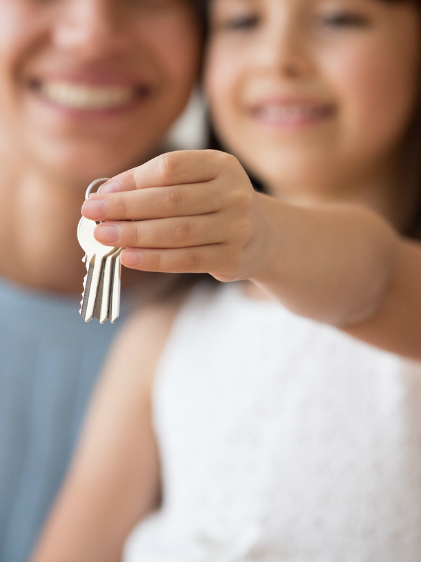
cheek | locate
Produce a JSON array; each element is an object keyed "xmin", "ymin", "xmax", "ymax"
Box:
[
  {"xmin": 0, "ymin": 2, "xmax": 49, "ymax": 71},
  {"xmin": 325, "ymin": 42, "xmax": 419, "ymax": 151},
  {"xmin": 144, "ymin": 13, "xmax": 201, "ymax": 94},
  {"xmin": 205, "ymin": 46, "xmax": 242, "ymax": 128},
  {"xmin": 0, "ymin": 4, "xmax": 48, "ymax": 123},
  {"xmin": 0, "ymin": 7, "xmax": 26, "ymax": 92}
]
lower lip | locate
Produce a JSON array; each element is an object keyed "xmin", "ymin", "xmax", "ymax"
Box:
[{"xmin": 248, "ymin": 106, "xmax": 335, "ymax": 132}]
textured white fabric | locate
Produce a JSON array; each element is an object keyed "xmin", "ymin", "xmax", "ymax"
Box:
[{"xmin": 124, "ymin": 281, "xmax": 421, "ymax": 562}]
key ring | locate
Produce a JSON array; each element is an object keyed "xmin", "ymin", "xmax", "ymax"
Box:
[{"xmin": 85, "ymin": 178, "xmax": 111, "ymax": 200}]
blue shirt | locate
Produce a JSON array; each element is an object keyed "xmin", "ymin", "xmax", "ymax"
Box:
[{"xmin": 0, "ymin": 276, "xmax": 122, "ymax": 562}]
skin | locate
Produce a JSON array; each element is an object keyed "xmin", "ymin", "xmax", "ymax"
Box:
[
  {"xmin": 0, "ymin": 0, "xmax": 200, "ymax": 293},
  {"xmin": 33, "ymin": 1, "xmax": 421, "ymax": 561}
]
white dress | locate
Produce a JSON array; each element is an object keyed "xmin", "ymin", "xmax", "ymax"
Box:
[{"xmin": 124, "ymin": 281, "xmax": 421, "ymax": 562}]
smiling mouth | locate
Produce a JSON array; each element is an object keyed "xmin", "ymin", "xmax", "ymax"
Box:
[
  {"xmin": 249, "ymin": 102, "xmax": 335, "ymax": 127},
  {"xmin": 28, "ymin": 79, "xmax": 148, "ymax": 111}
]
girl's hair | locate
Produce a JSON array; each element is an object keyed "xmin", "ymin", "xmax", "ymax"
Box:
[
  {"xmin": 402, "ymin": 82, "xmax": 421, "ymax": 239},
  {"xmin": 194, "ymin": 0, "xmax": 208, "ymax": 35},
  {"xmin": 200, "ymin": 0, "xmax": 421, "ymax": 239}
]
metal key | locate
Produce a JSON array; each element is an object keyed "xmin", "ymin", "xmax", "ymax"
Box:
[
  {"xmin": 78, "ymin": 216, "xmax": 118, "ymax": 322},
  {"xmin": 109, "ymin": 249, "xmax": 123, "ymax": 323},
  {"xmin": 78, "ymin": 178, "xmax": 124, "ymax": 323},
  {"xmin": 95, "ymin": 247, "xmax": 122, "ymax": 324}
]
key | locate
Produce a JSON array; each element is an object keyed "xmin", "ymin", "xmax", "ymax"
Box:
[
  {"xmin": 109, "ymin": 249, "xmax": 123, "ymax": 323},
  {"xmin": 79, "ymin": 178, "xmax": 124, "ymax": 324},
  {"xmin": 95, "ymin": 247, "xmax": 121, "ymax": 324},
  {"xmin": 93, "ymin": 253, "xmax": 109, "ymax": 323},
  {"xmin": 78, "ymin": 217, "xmax": 118, "ymax": 322}
]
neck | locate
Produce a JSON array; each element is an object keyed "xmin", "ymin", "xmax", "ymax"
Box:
[{"xmin": 0, "ymin": 156, "xmax": 93, "ymax": 294}]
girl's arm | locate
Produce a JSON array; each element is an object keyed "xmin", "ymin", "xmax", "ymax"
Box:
[
  {"xmin": 82, "ymin": 150, "xmax": 421, "ymax": 360},
  {"xmin": 31, "ymin": 299, "xmax": 180, "ymax": 562},
  {"xmin": 252, "ymin": 195, "xmax": 421, "ymax": 360}
]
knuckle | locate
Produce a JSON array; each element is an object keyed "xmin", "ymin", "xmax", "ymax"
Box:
[
  {"xmin": 161, "ymin": 187, "xmax": 182, "ymax": 213},
  {"xmin": 119, "ymin": 194, "xmax": 130, "ymax": 218},
  {"xmin": 125, "ymin": 170, "xmax": 139, "ymax": 191},
  {"xmin": 173, "ymin": 221, "xmax": 191, "ymax": 243},
  {"xmin": 158, "ymin": 152, "xmax": 179, "ymax": 181},
  {"xmin": 213, "ymin": 260, "xmax": 238, "ymax": 282},
  {"xmin": 215, "ymin": 272, "xmax": 236, "ymax": 283},
  {"xmin": 204, "ymin": 148, "xmax": 224, "ymax": 161},
  {"xmin": 205, "ymin": 150, "xmax": 239, "ymax": 178},
  {"xmin": 133, "ymin": 223, "xmax": 143, "ymax": 246},
  {"xmin": 149, "ymin": 252, "xmax": 161, "ymax": 271},
  {"xmin": 225, "ymin": 152, "xmax": 241, "ymax": 171},
  {"xmin": 235, "ymin": 188, "xmax": 254, "ymax": 211},
  {"xmin": 187, "ymin": 251, "xmax": 201, "ymax": 270},
  {"xmin": 225, "ymin": 152, "xmax": 240, "ymax": 168},
  {"xmin": 216, "ymin": 151, "xmax": 238, "ymax": 173}
]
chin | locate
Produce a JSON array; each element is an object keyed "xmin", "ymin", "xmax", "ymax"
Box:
[
  {"xmin": 246, "ymin": 154, "xmax": 336, "ymax": 196},
  {"xmin": 30, "ymin": 141, "xmax": 150, "ymax": 185}
]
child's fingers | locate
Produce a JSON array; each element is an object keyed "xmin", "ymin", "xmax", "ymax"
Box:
[
  {"xmin": 94, "ymin": 214, "xmax": 228, "ymax": 249},
  {"xmin": 83, "ymin": 182, "xmax": 220, "ymax": 222},
  {"xmin": 120, "ymin": 245, "xmax": 229, "ymax": 275},
  {"xmin": 98, "ymin": 150, "xmax": 233, "ymax": 194}
]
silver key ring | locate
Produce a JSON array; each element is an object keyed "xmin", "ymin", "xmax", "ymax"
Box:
[{"xmin": 85, "ymin": 178, "xmax": 111, "ymax": 200}]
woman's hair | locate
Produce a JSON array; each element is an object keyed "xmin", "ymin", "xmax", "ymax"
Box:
[{"xmin": 200, "ymin": 0, "xmax": 421, "ymax": 239}]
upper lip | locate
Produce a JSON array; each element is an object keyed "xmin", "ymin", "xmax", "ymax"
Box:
[
  {"xmin": 246, "ymin": 95, "xmax": 334, "ymax": 110},
  {"xmin": 25, "ymin": 68, "xmax": 153, "ymax": 90}
]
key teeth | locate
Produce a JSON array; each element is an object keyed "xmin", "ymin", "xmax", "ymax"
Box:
[
  {"xmin": 80, "ymin": 271, "xmax": 93, "ymax": 322},
  {"xmin": 79, "ymin": 273, "xmax": 88, "ymax": 317},
  {"xmin": 79, "ymin": 249, "xmax": 122, "ymax": 324}
]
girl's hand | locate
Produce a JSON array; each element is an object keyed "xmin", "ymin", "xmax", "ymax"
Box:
[
  {"xmin": 81, "ymin": 150, "xmax": 269, "ymax": 282},
  {"xmin": 81, "ymin": 149, "xmax": 421, "ymax": 359}
]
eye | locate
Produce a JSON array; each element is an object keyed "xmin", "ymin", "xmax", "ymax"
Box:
[
  {"xmin": 223, "ymin": 13, "xmax": 260, "ymax": 30},
  {"xmin": 211, "ymin": 9, "xmax": 261, "ymax": 33},
  {"xmin": 321, "ymin": 11, "xmax": 369, "ymax": 28}
]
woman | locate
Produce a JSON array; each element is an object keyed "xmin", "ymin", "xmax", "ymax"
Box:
[{"xmin": 0, "ymin": 1, "xmax": 202, "ymax": 561}]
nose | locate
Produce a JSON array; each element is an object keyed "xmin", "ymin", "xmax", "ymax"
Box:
[
  {"xmin": 52, "ymin": 0, "xmax": 131, "ymax": 59},
  {"xmin": 256, "ymin": 16, "xmax": 314, "ymax": 79}
]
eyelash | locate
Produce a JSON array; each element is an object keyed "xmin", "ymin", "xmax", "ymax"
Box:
[
  {"xmin": 214, "ymin": 9, "xmax": 369, "ymax": 34},
  {"xmin": 217, "ymin": 13, "xmax": 260, "ymax": 32},
  {"xmin": 320, "ymin": 12, "xmax": 369, "ymax": 28}
]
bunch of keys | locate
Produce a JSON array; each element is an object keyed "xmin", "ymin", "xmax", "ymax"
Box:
[{"xmin": 78, "ymin": 178, "xmax": 123, "ymax": 324}]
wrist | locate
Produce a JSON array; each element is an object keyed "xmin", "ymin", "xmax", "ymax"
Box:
[{"xmin": 246, "ymin": 193, "xmax": 292, "ymax": 287}]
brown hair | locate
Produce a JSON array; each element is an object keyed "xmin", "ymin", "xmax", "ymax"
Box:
[
  {"xmin": 385, "ymin": 0, "xmax": 421, "ymax": 239},
  {"xmin": 402, "ymin": 77, "xmax": 421, "ymax": 239}
]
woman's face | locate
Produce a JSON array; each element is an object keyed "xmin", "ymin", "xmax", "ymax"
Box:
[
  {"xmin": 205, "ymin": 0, "xmax": 420, "ymax": 203},
  {"xmin": 0, "ymin": 0, "xmax": 200, "ymax": 182}
]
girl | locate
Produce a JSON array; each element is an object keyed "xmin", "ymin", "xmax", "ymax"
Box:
[
  {"xmin": 0, "ymin": 1, "xmax": 202, "ymax": 561},
  {"xmin": 35, "ymin": 0, "xmax": 421, "ymax": 560}
]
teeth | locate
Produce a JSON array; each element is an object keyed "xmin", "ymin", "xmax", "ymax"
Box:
[
  {"xmin": 40, "ymin": 81, "xmax": 135, "ymax": 110},
  {"xmin": 257, "ymin": 104, "xmax": 328, "ymax": 122}
]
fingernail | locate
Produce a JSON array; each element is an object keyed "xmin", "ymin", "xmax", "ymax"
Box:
[
  {"xmin": 95, "ymin": 224, "xmax": 120, "ymax": 244},
  {"xmin": 122, "ymin": 250, "xmax": 142, "ymax": 267},
  {"xmin": 98, "ymin": 181, "xmax": 120, "ymax": 194},
  {"xmin": 82, "ymin": 199, "xmax": 107, "ymax": 220}
]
